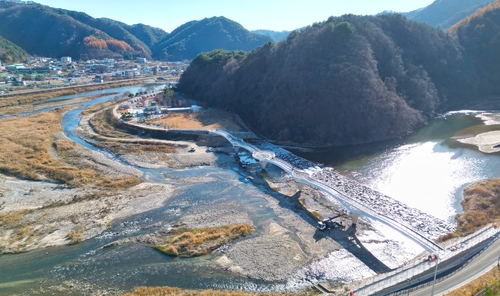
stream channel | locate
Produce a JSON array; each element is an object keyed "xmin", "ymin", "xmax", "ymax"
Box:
[
  {"xmin": 0, "ymin": 84, "xmax": 499, "ymax": 294},
  {"xmin": 0, "ymin": 84, "xmax": 286, "ymax": 295}
]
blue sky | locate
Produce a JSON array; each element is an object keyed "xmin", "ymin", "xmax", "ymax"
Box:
[{"xmin": 34, "ymin": 0, "xmax": 434, "ymax": 32}]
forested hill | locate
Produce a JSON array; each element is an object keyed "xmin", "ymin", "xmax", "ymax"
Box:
[
  {"xmin": 251, "ymin": 30, "xmax": 291, "ymax": 42},
  {"xmin": 449, "ymin": 0, "xmax": 500, "ymax": 97},
  {"xmin": 405, "ymin": 0, "xmax": 495, "ymax": 29},
  {"xmin": 0, "ymin": 1, "xmax": 153, "ymax": 60},
  {"xmin": 178, "ymin": 14, "xmax": 481, "ymax": 147},
  {"xmin": 151, "ymin": 17, "xmax": 273, "ymax": 61},
  {"xmin": 0, "ymin": 35, "xmax": 27, "ymax": 63}
]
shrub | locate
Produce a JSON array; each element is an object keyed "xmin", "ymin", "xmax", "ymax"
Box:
[{"xmin": 155, "ymin": 224, "xmax": 254, "ymax": 257}]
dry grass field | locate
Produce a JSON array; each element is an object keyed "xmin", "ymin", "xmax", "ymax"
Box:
[
  {"xmin": 154, "ymin": 224, "xmax": 254, "ymax": 257},
  {"xmin": 439, "ymin": 179, "xmax": 500, "ymax": 241},
  {"xmin": 148, "ymin": 110, "xmax": 245, "ymax": 131},
  {"xmin": 445, "ymin": 267, "xmax": 500, "ymax": 296},
  {"xmin": 0, "ymin": 108, "xmax": 140, "ymax": 188},
  {"xmin": 124, "ymin": 286, "xmax": 291, "ymax": 296},
  {"xmin": 89, "ymin": 108, "xmax": 134, "ymax": 138},
  {"xmin": 0, "ymin": 79, "xmax": 150, "ymax": 114}
]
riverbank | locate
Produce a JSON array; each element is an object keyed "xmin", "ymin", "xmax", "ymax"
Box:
[
  {"xmin": 0, "ymin": 78, "xmax": 156, "ymax": 116},
  {"xmin": 457, "ymin": 112, "xmax": 500, "ymax": 153},
  {"xmin": 0, "ymin": 84, "xmax": 464, "ymax": 295}
]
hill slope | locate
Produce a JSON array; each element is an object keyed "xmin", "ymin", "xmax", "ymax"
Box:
[
  {"xmin": 449, "ymin": 0, "xmax": 500, "ymax": 96},
  {"xmin": 405, "ymin": 0, "xmax": 495, "ymax": 29},
  {"xmin": 0, "ymin": 35, "xmax": 27, "ymax": 63},
  {"xmin": 251, "ymin": 30, "xmax": 291, "ymax": 42},
  {"xmin": 125, "ymin": 23, "xmax": 168, "ymax": 48},
  {"xmin": 55, "ymin": 12, "xmax": 153, "ymax": 59},
  {"xmin": 178, "ymin": 15, "xmax": 474, "ymax": 146},
  {"xmin": 152, "ymin": 17, "xmax": 273, "ymax": 61},
  {"xmin": 0, "ymin": 2, "xmax": 149, "ymax": 60}
]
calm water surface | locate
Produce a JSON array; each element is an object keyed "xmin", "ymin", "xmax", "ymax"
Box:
[
  {"xmin": 2, "ymin": 87, "xmax": 499, "ymax": 294},
  {"xmin": 297, "ymin": 112, "xmax": 500, "ymax": 223}
]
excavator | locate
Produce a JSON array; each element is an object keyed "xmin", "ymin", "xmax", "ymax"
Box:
[{"xmin": 317, "ymin": 213, "xmax": 346, "ymax": 231}]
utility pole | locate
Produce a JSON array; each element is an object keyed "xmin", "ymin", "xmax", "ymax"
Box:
[
  {"xmin": 431, "ymin": 257, "xmax": 439, "ymax": 296},
  {"xmin": 407, "ymin": 278, "xmax": 412, "ymax": 296}
]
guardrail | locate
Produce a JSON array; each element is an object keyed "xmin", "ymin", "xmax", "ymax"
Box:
[
  {"xmin": 112, "ymin": 108, "xmax": 500, "ymax": 296},
  {"xmin": 389, "ymin": 230, "xmax": 499, "ymax": 296},
  {"xmin": 353, "ymin": 225, "xmax": 500, "ymax": 296}
]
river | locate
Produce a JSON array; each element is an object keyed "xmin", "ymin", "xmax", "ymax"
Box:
[
  {"xmin": 296, "ymin": 111, "xmax": 500, "ymax": 223},
  {"xmin": 1, "ymin": 86, "xmax": 498, "ymax": 294},
  {"xmin": 0, "ymin": 84, "xmax": 289, "ymax": 295}
]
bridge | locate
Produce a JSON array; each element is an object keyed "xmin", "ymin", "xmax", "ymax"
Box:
[
  {"xmin": 111, "ymin": 103, "xmax": 500, "ymax": 295},
  {"xmin": 209, "ymin": 129, "xmax": 444, "ymax": 253},
  {"xmin": 113, "ymin": 100, "xmax": 447, "ymax": 253}
]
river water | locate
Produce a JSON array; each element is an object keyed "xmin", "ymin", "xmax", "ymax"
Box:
[
  {"xmin": 0, "ymin": 84, "xmax": 288, "ymax": 294},
  {"xmin": 1, "ymin": 86, "xmax": 499, "ymax": 294},
  {"xmin": 297, "ymin": 111, "xmax": 500, "ymax": 223}
]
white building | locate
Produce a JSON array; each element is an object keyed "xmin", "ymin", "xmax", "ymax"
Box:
[{"xmin": 61, "ymin": 56, "xmax": 72, "ymax": 63}]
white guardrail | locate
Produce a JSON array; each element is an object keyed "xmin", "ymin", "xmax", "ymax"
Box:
[
  {"xmin": 113, "ymin": 103, "xmax": 499, "ymax": 295},
  {"xmin": 352, "ymin": 225, "xmax": 499, "ymax": 296}
]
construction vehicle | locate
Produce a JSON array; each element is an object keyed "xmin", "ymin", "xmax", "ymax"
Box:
[{"xmin": 317, "ymin": 214, "xmax": 344, "ymax": 231}]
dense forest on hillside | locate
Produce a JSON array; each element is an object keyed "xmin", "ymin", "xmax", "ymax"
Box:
[
  {"xmin": 449, "ymin": 0, "xmax": 500, "ymax": 96},
  {"xmin": 0, "ymin": 1, "xmax": 272, "ymax": 61},
  {"xmin": 54, "ymin": 11, "xmax": 153, "ymax": 59},
  {"xmin": 152, "ymin": 17, "xmax": 273, "ymax": 61},
  {"xmin": 178, "ymin": 14, "xmax": 490, "ymax": 146},
  {"xmin": 0, "ymin": 2, "xmax": 148, "ymax": 59},
  {"xmin": 405, "ymin": 0, "xmax": 495, "ymax": 29},
  {"xmin": 0, "ymin": 35, "xmax": 27, "ymax": 63},
  {"xmin": 125, "ymin": 23, "xmax": 168, "ymax": 48},
  {"xmin": 252, "ymin": 30, "xmax": 291, "ymax": 41}
]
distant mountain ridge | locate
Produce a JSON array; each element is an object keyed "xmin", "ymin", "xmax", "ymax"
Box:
[
  {"xmin": 0, "ymin": 1, "xmax": 159, "ymax": 60},
  {"xmin": 251, "ymin": 30, "xmax": 291, "ymax": 42},
  {"xmin": 404, "ymin": 0, "xmax": 495, "ymax": 29},
  {"xmin": 0, "ymin": 1, "xmax": 271, "ymax": 61},
  {"xmin": 449, "ymin": 0, "xmax": 500, "ymax": 96},
  {"xmin": 152, "ymin": 17, "xmax": 273, "ymax": 61}
]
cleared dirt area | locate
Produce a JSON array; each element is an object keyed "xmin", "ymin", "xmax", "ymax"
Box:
[{"xmin": 148, "ymin": 110, "xmax": 246, "ymax": 131}]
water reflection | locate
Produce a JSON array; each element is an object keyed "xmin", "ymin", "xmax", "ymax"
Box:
[{"xmin": 298, "ymin": 113, "xmax": 500, "ymax": 223}]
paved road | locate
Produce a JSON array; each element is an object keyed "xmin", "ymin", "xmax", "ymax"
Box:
[{"xmin": 410, "ymin": 236, "xmax": 500, "ymax": 295}]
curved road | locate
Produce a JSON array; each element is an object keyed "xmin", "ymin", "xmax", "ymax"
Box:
[
  {"xmin": 111, "ymin": 101, "xmax": 499, "ymax": 294},
  {"xmin": 410, "ymin": 237, "xmax": 500, "ymax": 295}
]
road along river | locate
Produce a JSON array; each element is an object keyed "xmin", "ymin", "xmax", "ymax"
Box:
[
  {"xmin": 297, "ymin": 111, "xmax": 500, "ymax": 224},
  {"xmin": 0, "ymin": 84, "xmax": 384, "ymax": 295},
  {"xmin": 1, "ymin": 86, "xmax": 498, "ymax": 295}
]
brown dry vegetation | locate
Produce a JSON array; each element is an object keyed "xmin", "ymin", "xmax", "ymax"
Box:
[
  {"xmin": 445, "ymin": 266, "xmax": 500, "ymax": 296},
  {"xmin": 124, "ymin": 286, "xmax": 291, "ymax": 296},
  {"xmin": 0, "ymin": 79, "xmax": 150, "ymax": 111},
  {"xmin": 89, "ymin": 108, "xmax": 134, "ymax": 138},
  {"xmin": 88, "ymin": 108, "xmax": 183, "ymax": 155},
  {"xmin": 149, "ymin": 110, "xmax": 245, "ymax": 131},
  {"xmin": 0, "ymin": 210, "xmax": 27, "ymax": 227},
  {"xmin": 154, "ymin": 224, "xmax": 254, "ymax": 257},
  {"xmin": 0, "ymin": 108, "xmax": 140, "ymax": 188},
  {"xmin": 67, "ymin": 227, "xmax": 84, "ymax": 245},
  {"xmin": 96, "ymin": 141, "xmax": 180, "ymax": 155},
  {"xmin": 80, "ymin": 95, "xmax": 125, "ymax": 116},
  {"xmin": 439, "ymin": 179, "xmax": 500, "ymax": 242},
  {"xmin": 448, "ymin": 0, "xmax": 500, "ymax": 33}
]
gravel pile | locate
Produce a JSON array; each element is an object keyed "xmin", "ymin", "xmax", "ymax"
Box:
[
  {"xmin": 226, "ymin": 234, "xmax": 308, "ymax": 282},
  {"xmin": 312, "ymin": 168, "xmax": 456, "ymax": 239}
]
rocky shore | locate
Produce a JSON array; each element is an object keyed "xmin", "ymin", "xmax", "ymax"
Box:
[
  {"xmin": 256, "ymin": 141, "xmax": 455, "ymax": 240},
  {"xmin": 312, "ymin": 168, "xmax": 456, "ymax": 239}
]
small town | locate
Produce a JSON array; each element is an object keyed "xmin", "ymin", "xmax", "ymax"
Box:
[
  {"xmin": 1, "ymin": 0, "xmax": 500, "ymax": 296},
  {"xmin": 0, "ymin": 56, "xmax": 188, "ymax": 93}
]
